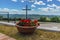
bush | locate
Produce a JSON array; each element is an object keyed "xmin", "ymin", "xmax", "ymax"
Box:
[
  {"xmin": 2, "ymin": 18, "xmax": 21, "ymax": 21},
  {"xmin": 38, "ymin": 17, "xmax": 50, "ymax": 22},
  {"xmin": 50, "ymin": 16, "xmax": 60, "ymax": 22}
]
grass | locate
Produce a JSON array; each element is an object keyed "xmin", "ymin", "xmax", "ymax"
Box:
[{"xmin": 0, "ymin": 25, "xmax": 60, "ymax": 40}]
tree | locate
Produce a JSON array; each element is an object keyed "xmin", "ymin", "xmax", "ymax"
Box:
[
  {"xmin": 38, "ymin": 17, "xmax": 47, "ymax": 22},
  {"xmin": 50, "ymin": 16, "xmax": 60, "ymax": 22},
  {"xmin": 0, "ymin": 16, "xmax": 3, "ymax": 20}
]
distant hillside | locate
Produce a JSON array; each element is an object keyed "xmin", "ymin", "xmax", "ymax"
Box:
[{"xmin": 0, "ymin": 14, "xmax": 60, "ymax": 19}]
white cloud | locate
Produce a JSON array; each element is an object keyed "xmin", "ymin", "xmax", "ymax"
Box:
[
  {"xmin": 0, "ymin": 7, "xmax": 60, "ymax": 14},
  {"xmin": 31, "ymin": 9, "xmax": 35, "ymax": 11},
  {"xmin": 47, "ymin": 4, "xmax": 57, "ymax": 8},
  {"xmin": 11, "ymin": 0, "xmax": 17, "ymax": 2},
  {"xmin": 21, "ymin": 0, "xmax": 24, "ymax": 2},
  {"xmin": 39, "ymin": 7, "xmax": 50, "ymax": 12},
  {"xmin": 20, "ymin": 0, "xmax": 35, "ymax": 2},
  {"xmin": 56, "ymin": 6, "xmax": 60, "ymax": 9},
  {"xmin": 38, "ymin": 7, "xmax": 51, "ymax": 12},
  {"xmin": 0, "ymin": 8, "xmax": 10, "ymax": 12},
  {"xmin": 52, "ymin": 4, "xmax": 57, "ymax": 7},
  {"xmin": 47, "ymin": 4, "xmax": 52, "ymax": 7},
  {"xmin": 38, "ymin": 8, "xmax": 40, "ymax": 9},
  {"xmin": 38, "ymin": 7, "xmax": 60, "ymax": 13},
  {"xmin": 22, "ymin": 7, "xmax": 26, "ymax": 9},
  {"xmin": 47, "ymin": 0, "xmax": 52, "ymax": 2},
  {"xmin": 10, "ymin": 9, "xmax": 20, "ymax": 14},
  {"xmin": 0, "ymin": 8, "xmax": 30, "ymax": 14},
  {"xmin": 31, "ymin": 4, "xmax": 36, "ymax": 8},
  {"xmin": 57, "ymin": 0, "xmax": 60, "ymax": 2},
  {"xmin": 10, "ymin": 9, "xmax": 19, "ymax": 12},
  {"xmin": 0, "ymin": 8, "xmax": 20, "ymax": 14},
  {"xmin": 29, "ymin": 0, "xmax": 34, "ymax": 2},
  {"xmin": 34, "ymin": 1, "xmax": 45, "ymax": 5},
  {"xmin": 47, "ymin": 4, "xmax": 60, "ymax": 9}
]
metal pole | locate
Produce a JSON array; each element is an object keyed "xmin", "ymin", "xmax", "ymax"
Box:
[
  {"xmin": 26, "ymin": 5, "xmax": 27, "ymax": 19},
  {"xmin": 22, "ymin": 5, "xmax": 31, "ymax": 19},
  {"xmin": 7, "ymin": 12, "xmax": 9, "ymax": 22},
  {"xmin": 14, "ymin": 17, "xmax": 16, "ymax": 23}
]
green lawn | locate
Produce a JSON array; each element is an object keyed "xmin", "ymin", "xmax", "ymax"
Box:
[{"xmin": 0, "ymin": 25, "xmax": 60, "ymax": 40}]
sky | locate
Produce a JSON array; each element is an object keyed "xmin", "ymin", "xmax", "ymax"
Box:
[{"xmin": 0, "ymin": 0, "xmax": 60, "ymax": 15}]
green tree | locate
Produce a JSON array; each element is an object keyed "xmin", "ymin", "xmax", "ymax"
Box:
[
  {"xmin": 50, "ymin": 16, "xmax": 60, "ymax": 22},
  {"xmin": 0, "ymin": 16, "xmax": 3, "ymax": 20},
  {"xmin": 38, "ymin": 17, "xmax": 50, "ymax": 22}
]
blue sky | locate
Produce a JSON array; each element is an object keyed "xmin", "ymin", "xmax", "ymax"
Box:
[{"xmin": 0, "ymin": 0, "xmax": 60, "ymax": 15}]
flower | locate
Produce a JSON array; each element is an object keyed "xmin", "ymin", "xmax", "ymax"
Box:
[
  {"xmin": 24, "ymin": 19, "xmax": 31, "ymax": 23},
  {"xmin": 17, "ymin": 19, "xmax": 40, "ymax": 26},
  {"xmin": 34, "ymin": 20, "xmax": 38, "ymax": 24}
]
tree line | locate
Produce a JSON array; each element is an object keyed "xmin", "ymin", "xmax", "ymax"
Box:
[
  {"xmin": 38, "ymin": 16, "xmax": 60, "ymax": 22},
  {"xmin": 0, "ymin": 16, "xmax": 60, "ymax": 22},
  {"xmin": 0, "ymin": 16, "xmax": 21, "ymax": 21}
]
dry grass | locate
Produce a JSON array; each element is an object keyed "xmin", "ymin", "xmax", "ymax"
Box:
[{"xmin": 0, "ymin": 24, "xmax": 60, "ymax": 40}]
